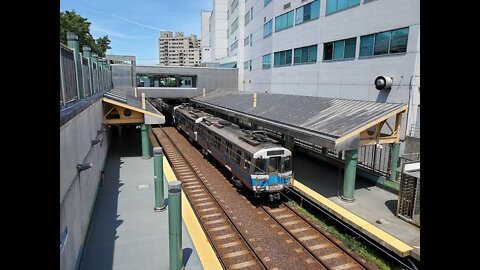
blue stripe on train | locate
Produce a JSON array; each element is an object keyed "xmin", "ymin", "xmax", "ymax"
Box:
[{"xmin": 251, "ymin": 175, "xmax": 291, "ymax": 187}]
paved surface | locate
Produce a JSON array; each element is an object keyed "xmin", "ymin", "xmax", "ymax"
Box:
[
  {"xmin": 79, "ymin": 126, "xmax": 202, "ymax": 270},
  {"xmin": 293, "ymin": 151, "xmax": 420, "ymax": 259}
]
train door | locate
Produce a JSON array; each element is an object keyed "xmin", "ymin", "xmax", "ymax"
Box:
[{"xmin": 225, "ymin": 141, "xmax": 233, "ymax": 166}]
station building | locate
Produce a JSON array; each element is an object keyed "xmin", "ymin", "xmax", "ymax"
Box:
[{"xmin": 201, "ymin": 0, "xmax": 420, "ymax": 139}]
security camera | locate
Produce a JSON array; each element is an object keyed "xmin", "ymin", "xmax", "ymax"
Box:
[{"xmin": 374, "ymin": 76, "xmax": 393, "ymax": 90}]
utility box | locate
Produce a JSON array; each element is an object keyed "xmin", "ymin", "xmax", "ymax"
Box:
[{"xmin": 397, "ymin": 161, "xmax": 420, "ymax": 227}]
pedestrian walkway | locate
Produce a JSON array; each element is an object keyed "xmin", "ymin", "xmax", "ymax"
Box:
[{"xmin": 79, "ymin": 127, "xmax": 202, "ymax": 270}]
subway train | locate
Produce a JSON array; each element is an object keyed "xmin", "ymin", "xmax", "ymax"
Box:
[{"xmin": 173, "ymin": 104, "xmax": 293, "ymax": 201}]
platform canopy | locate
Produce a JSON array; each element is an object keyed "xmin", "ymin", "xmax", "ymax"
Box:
[
  {"xmin": 191, "ymin": 90, "xmax": 407, "ymax": 151},
  {"xmin": 103, "ymin": 91, "xmax": 165, "ymax": 125}
]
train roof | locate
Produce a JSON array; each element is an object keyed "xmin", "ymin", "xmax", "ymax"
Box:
[
  {"xmin": 198, "ymin": 115, "xmax": 283, "ymax": 156},
  {"xmin": 175, "ymin": 105, "xmax": 212, "ymax": 122}
]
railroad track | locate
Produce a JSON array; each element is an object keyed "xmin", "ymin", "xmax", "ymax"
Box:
[
  {"xmin": 261, "ymin": 203, "xmax": 368, "ymax": 270},
  {"xmin": 153, "ymin": 127, "xmax": 265, "ymax": 270},
  {"xmin": 153, "ymin": 127, "xmax": 374, "ymax": 270}
]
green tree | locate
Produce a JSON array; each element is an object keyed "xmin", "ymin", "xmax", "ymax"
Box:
[
  {"xmin": 60, "ymin": 10, "xmax": 111, "ymax": 57},
  {"xmin": 93, "ymin": 36, "xmax": 112, "ymax": 57}
]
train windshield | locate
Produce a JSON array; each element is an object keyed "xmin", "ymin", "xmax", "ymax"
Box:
[
  {"xmin": 254, "ymin": 158, "xmax": 267, "ymax": 174},
  {"xmin": 283, "ymin": 156, "xmax": 292, "ymax": 172},
  {"xmin": 268, "ymin": 156, "xmax": 281, "ymax": 173}
]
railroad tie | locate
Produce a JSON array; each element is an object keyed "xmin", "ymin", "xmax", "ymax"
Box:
[
  {"xmin": 268, "ymin": 208, "xmax": 287, "ymax": 213},
  {"xmin": 218, "ymin": 241, "xmax": 242, "ymax": 248},
  {"xmin": 189, "ymin": 193, "xmax": 206, "ymax": 197},
  {"xmin": 308, "ymin": 243, "xmax": 329, "ymax": 251},
  {"xmin": 290, "ymin": 227, "xmax": 309, "ymax": 233},
  {"xmin": 228, "ymin": 260, "xmax": 258, "ymax": 269},
  {"xmin": 298, "ymin": 235, "xmax": 320, "ymax": 241},
  {"xmin": 213, "ymin": 233, "xmax": 234, "ymax": 240},
  {"xmin": 205, "ymin": 219, "xmax": 225, "ymax": 225},
  {"xmin": 275, "ymin": 214, "xmax": 295, "ymax": 219},
  {"xmin": 330, "ymin": 263, "xmax": 356, "ymax": 270},
  {"xmin": 192, "ymin": 197, "xmax": 209, "ymax": 202},
  {"xmin": 202, "ymin": 213, "xmax": 222, "ymax": 218},
  {"xmin": 223, "ymin": 250, "xmax": 250, "ymax": 259},
  {"xmin": 209, "ymin": 225, "xmax": 230, "ymax": 232},
  {"xmin": 282, "ymin": 220, "xmax": 302, "ymax": 226},
  {"xmin": 319, "ymin": 252, "xmax": 342, "ymax": 261}
]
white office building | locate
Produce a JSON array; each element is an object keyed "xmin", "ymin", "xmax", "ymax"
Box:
[{"xmin": 202, "ymin": 0, "xmax": 420, "ymax": 138}]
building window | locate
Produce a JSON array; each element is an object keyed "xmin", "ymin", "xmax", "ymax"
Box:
[
  {"xmin": 263, "ymin": 54, "xmax": 271, "ymax": 69},
  {"xmin": 323, "ymin": 37, "xmax": 356, "ymax": 60},
  {"xmin": 360, "ymin": 27, "xmax": 409, "ymax": 57},
  {"xmin": 275, "ymin": 10, "xmax": 294, "ymax": 32},
  {"xmin": 249, "ymin": 60, "xmax": 252, "ymax": 71},
  {"xmin": 326, "ymin": 0, "xmax": 360, "ymax": 15},
  {"xmin": 294, "ymin": 44, "xmax": 317, "ymax": 64},
  {"xmin": 295, "ymin": 0, "xmax": 320, "ymax": 25},
  {"xmin": 251, "ymin": 7, "xmax": 253, "ymax": 20},
  {"xmin": 244, "ymin": 35, "xmax": 250, "ymax": 46},
  {"xmin": 231, "ymin": 0, "xmax": 239, "ymax": 12},
  {"xmin": 231, "ymin": 17, "xmax": 239, "ymax": 33},
  {"xmin": 249, "ymin": 34, "xmax": 253, "ymax": 46},
  {"xmin": 274, "ymin": 49, "xmax": 293, "ymax": 67},
  {"xmin": 264, "ymin": 0, "xmax": 272, "ymax": 6},
  {"xmin": 231, "ymin": 40, "xmax": 238, "ymax": 51},
  {"xmin": 244, "ymin": 60, "xmax": 249, "ymax": 69},
  {"xmin": 245, "ymin": 11, "xmax": 251, "ymax": 25},
  {"xmin": 263, "ymin": 19, "xmax": 273, "ymax": 37}
]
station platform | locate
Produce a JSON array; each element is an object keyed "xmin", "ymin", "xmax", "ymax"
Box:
[
  {"xmin": 292, "ymin": 151, "xmax": 420, "ymax": 260},
  {"xmin": 79, "ymin": 127, "xmax": 220, "ymax": 270}
]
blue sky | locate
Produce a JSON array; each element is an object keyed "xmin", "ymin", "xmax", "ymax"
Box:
[{"xmin": 60, "ymin": 0, "xmax": 212, "ymax": 65}]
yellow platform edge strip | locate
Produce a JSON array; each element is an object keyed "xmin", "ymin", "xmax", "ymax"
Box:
[
  {"xmin": 163, "ymin": 157, "xmax": 222, "ymax": 270},
  {"xmin": 293, "ymin": 179, "xmax": 413, "ymax": 257}
]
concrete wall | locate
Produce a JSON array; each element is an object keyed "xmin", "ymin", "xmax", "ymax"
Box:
[
  {"xmin": 210, "ymin": 0, "xmax": 228, "ymax": 61},
  {"xmin": 136, "ymin": 65, "xmax": 238, "ymax": 96},
  {"xmin": 60, "ymin": 99, "xmax": 110, "ymax": 270},
  {"xmin": 201, "ymin": 11, "xmax": 213, "ymax": 63}
]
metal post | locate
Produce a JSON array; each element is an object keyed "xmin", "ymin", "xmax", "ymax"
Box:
[
  {"xmin": 59, "ymin": 47, "xmax": 66, "ymax": 107},
  {"xmin": 83, "ymin": 46, "xmax": 94, "ymax": 95},
  {"xmin": 92, "ymin": 54, "xmax": 99, "ymax": 93},
  {"xmin": 389, "ymin": 143, "xmax": 401, "ymax": 182},
  {"xmin": 66, "ymin": 32, "xmax": 84, "ymax": 100},
  {"xmin": 341, "ymin": 149, "xmax": 358, "ymax": 202},
  {"xmin": 141, "ymin": 124, "xmax": 150, "ymax": 159},
  {"xmin": 284, "ymin": 134, "xmax": 294, "ymax": 154},
  {"xmin": 322, "ymin": 147, "xmax": 328, "ymax": 155},
  {"xmin": 168, "ymin": 180, "xmax": 183, "ymax": 270},
  {"xmin": 154, "ymin": 147, "xmax": 166, "ymax": 211}
]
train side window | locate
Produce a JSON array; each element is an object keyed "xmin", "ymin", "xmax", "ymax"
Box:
[
  {"xmin": 244, "ymin": 156, "xmax": 251, "ymax": 170},
  {"xmin": 236, "ymin": 149, "xmax": 242, "ymax": 164}
]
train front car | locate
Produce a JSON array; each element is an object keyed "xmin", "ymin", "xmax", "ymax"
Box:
[{"xmin": 252, "ymin": 146, "xmax": 293, "ymax": 201}]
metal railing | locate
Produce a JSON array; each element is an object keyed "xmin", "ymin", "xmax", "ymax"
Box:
[
  {"xmin": 60, "ymin": 44, "xmax": 79, "ymax": 106},
  {"xmin": 409, "ymin": 123, "xmax": 420, "ymax": 138},
  {"xmin": 60, "ymin": 43, "xmax": 113, "ymax": 110}
]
